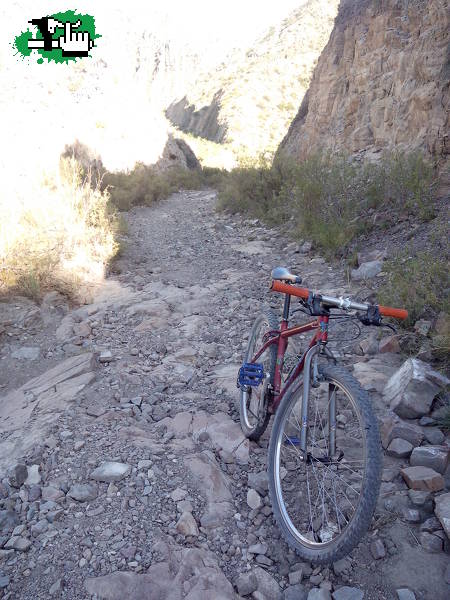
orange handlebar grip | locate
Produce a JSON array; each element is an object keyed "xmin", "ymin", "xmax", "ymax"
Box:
[
  {"xmin": 378, "ymin": 305, "xmax": 409, "ymax": 320},
  {"xmin": 271, "ymin": 280, "xmax": 310, "ymax": 299}
]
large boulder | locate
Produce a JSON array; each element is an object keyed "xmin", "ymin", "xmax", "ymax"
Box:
[
  {"xmin": 156, "ymin": 135, "xmax": 200, "ymax": 172},
  {"xmin": 383, "ymin": 359, "xmax": 449, "ymax": 419},
  {"xmin": 0, "ymin": 353, "xmax": 96, "ymax": 475},
  {"xmin": 409, "ymin": 446, "xmax": 450, "ymax": 475},
  {"xmin": 85, "ymin": 544, "xmax": 239, "ymax": 599}
]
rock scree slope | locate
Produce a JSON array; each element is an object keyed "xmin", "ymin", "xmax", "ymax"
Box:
[{"xmin": 0, "ymin": 191, "xmax": 449, "ymax": 599}]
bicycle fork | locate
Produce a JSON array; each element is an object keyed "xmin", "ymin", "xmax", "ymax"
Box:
[{"xmin": 299, "ymin": 344, "xmax": 337, "ymax": 458}]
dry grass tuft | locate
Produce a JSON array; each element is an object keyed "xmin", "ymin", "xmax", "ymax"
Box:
[{"xmin": 0, "ymin": 158, "xmax": 118, "ymax": 300}]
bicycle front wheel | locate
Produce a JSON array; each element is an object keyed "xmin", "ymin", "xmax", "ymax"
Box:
[{"xmin": 268, "ymin": 364, "xmax": 381, "ymax": 564}]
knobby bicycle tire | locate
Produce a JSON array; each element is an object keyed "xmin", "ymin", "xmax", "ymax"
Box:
[{"xmin": 268, "ymin": 364, "xmax": 382, "ymax": 564}]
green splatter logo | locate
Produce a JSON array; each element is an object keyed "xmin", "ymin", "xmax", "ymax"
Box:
[{"xmin": 13, "ymin": 10, "xmax": 101, "ymax": 64}]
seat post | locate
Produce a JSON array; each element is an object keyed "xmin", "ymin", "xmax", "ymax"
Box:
[{"xmin": 282, "ymin": 292, "xmax": 291, "ymax": 322}]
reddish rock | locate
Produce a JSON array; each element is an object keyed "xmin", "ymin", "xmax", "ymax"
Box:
[
  {"xmin": 400, "ymin": 466, "xmax": 444, "ymax": 492},
  {"xmin": 379, "ymin": 336, "xmax": 401, "ymax": 354}
]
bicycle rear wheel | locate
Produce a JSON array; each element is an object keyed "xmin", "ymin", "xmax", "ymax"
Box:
[
  {"xmin": 268, "ymin": 364, "xmax": 381, "ymax": 564},
  {"xmin": 240, "ymin": 310, "xmax": 278, "ymax": 441}
]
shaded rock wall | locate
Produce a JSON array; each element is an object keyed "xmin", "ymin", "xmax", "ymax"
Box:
[
  {"xmin": 279, "ymin": 0, "xmax": 450, "ymax": 163},
  {"xmin": 166, "ymin": 91, "xmax": 227, "ymax": 143}
]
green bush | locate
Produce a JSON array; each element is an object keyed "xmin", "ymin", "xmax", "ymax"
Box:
[
  {"xmin": 364, "ymin": 151, "xmax": 436, "ymax": 219},
  {"xmin": 378, "ymin": 252, "xmax": 449, "ymax": 327},
  {"xmin": 437, "ymin": 405, "xmax": 450, "ymax": 431},
  {"xmin": 217, "ymin": 151, "xmax": 438, "ymax": 259}
]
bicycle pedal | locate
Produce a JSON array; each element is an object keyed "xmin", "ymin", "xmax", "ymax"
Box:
[
  {"xmin": 283, "ymin": 436, "xmax": 301, "ymax": 446},
  {"xmin": 238, "ymin": 363, "xmax": 264, "ymax": 387}
]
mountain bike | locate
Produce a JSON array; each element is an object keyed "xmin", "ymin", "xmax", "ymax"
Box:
[{"xmin": 238, "ymin": 267, "xmax": 408, "ymax": 563}]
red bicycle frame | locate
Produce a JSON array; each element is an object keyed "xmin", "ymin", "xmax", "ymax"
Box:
[{"xmin": 250, "ymin": 293, "xmax": 329, "ymax": 414}]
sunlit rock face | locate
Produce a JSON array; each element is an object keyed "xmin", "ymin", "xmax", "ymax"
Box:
[
  {"xmin": 279, "ymin": 0, "xmax": 449, "ymax": 163},
  {"xmin": 166, "ymin": 0, "xmax": 340, "ymax": 157}
]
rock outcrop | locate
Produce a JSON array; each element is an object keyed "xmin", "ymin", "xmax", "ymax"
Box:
[
  {"xmin": 279, "ymin": 0, "xmax": 449, "ymax": 163},
  {"xmin": 155, "ymin": 135, "xmax": 201, "ymax": 172}
]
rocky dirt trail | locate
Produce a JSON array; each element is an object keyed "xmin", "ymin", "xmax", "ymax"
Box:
[{"xmin": 0, "ymin": 190, "xmax": 449, "ymax": 600}]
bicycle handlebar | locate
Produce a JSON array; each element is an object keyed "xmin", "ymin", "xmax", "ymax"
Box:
[
  {"xmin": 270, "ymin": 280, "xmax": 408, "ymax": 320},
  {"xmin": 377, "ymin": 305, "xmax": 409, "ymax": 320}
]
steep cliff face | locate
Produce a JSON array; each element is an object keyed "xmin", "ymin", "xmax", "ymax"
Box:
[
  {"xmin": 166, "ymin": 0, "xmax": 339, "ymax": 156},
  {"xmin": 166, "ymin": 91, "xmax": 227, "ymax": 143},
  {"xmin": 279, "ymin": 0, "xmax": 450, "ymax": 162}
]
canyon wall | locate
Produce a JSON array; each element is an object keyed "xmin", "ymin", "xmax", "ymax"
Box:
[{"xmin": 279, "ymin": 0, "xmax": 449, "ymax": 164}]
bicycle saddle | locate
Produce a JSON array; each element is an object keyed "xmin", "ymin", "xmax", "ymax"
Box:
[{"xmin": 271, "ymin": 267, "xmax": 302, "ymax": 284}]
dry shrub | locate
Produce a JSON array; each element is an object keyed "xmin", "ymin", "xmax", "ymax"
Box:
[
  {"xmin": 104, "ymin": 163, "xmax": 227, "ymax": 211},
  {"xmin": 0, "ymin": 158, "xmax": 118, "ymax": 300}
]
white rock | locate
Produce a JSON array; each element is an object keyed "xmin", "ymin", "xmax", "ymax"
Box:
[
  {"xmin": 99, "ymin": 350, "xmax": 113, "ymax": 363},
  {"xmin": 247, "ymin": 488, "xmax": 262, "ymax": 510},
  {"xmin": 25, "ymin": 465, "xmax": 41, "ymax": 485},
  {"xmin": 90, "ymin": 462, "xmax": 131, "ymax": 482},
  {"xmin": 170, "ymin": 487, "xmax": 187, "ymax": 502}
]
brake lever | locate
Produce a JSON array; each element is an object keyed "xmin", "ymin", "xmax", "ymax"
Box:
[
  {"xmin": 358, "ymin": 306, "xmax": 397, "ymax": 333},
  {"xmin": 358, "ymin": 305, "xmax": 382, "ymax": 326}
]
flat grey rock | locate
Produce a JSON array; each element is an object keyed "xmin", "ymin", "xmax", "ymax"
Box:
[
  {"xmin": 284, "ymin": 584, "xmax": 307, "ymax": 600},
  {"xmin": 332, "ymin": 587, "xmax": 364, "ymax": 600},
  {"xmin": 308, "ymin": 588, "xmax": 332, "ymax": 600},
  {"xmin": 252, "ymin": 566, "xmax": 282, "ymax": 600},
  {"xmin": 351, "ymin": 260, "xmax": 382, "ymax": 280},
  {"xmin": 86, "ymin": 405, "xmax": 107, "ymax": 417},
  {"xmin": 67, "ymin": 483, "xmax": 98, "ymax": 502},
  {"xmin": 236, "ymin": 572, "xmax": 258, "ymax": 596},
  {"xmin": 386, "ymin": 438, "xmax": 413, "ymax": 458},
  {"xmin": 0, "ymin": 510, "xmax": 20, "ymax": 534},
  {"xmin": 11, "ymin": 346, "xmax": 40, "ymax": 360},
  {"xmin": 25, "ymin": 464, "xmax": 41, "ymax": 485}
]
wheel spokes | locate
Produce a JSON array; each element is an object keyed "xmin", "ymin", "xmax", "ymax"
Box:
[{"xmin": 275, "ymin": 378, "xmax": 366, "ymax": 547}]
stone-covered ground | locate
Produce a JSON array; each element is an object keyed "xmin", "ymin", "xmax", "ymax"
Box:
[{"xmin": 0, "ymin": 191, "xmax": 449, "ymax": 600}]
